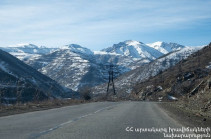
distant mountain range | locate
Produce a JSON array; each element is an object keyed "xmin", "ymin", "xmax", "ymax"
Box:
[
  {"xmin": 0, "ymin": 41, "xmax": 199, "ymax": 92},
  {"xmin": 0, "ymin": 44, "xmax": 57, "ymax": 61},
  {"xmin": 147, "ymin": 41, "xmax": 185, "ymax": 54},
  {"xmin": 25, "ymin": 44, "xmax": 106, "ymax": 91},
  {"xmin": 102, "ymin": 40, "xmax": 164, "ymax": 60},
  {"xmin": 92, "ymin": 46, "xmax": 204, "ymax": 97},
  {"xmin": 0, "ymin": 40, "xmax": 186, "ymax": 60}
]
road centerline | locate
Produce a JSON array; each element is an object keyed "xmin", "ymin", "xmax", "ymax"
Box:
[{"xmin": 29, "ymin": 104, "xmax": 117, "ymax": 139}]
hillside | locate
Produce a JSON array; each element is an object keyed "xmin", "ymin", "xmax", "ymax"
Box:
[
  {"xmin": 92, "ymin": 46, "xmax": 202, "ymax": 97},
  {"xmin": 25, "ymin": 45, "xmax": 109, "ymax": 91},
  {"xmin": 131, "ymin": 43, "xmax": 211, "ymax": 100},
  {"xmin": 131, "ymin": 43, "xmax": 211, "ymax": 117},
  {"xmin": 147, "ymin": 41, "xmax": 185, "ymax": 54},
  {"xmin": 1, "ymin": 41, "xmax": 191, "ymax": 92},
  {"xmin": 25, "ymin": 44, "xmax": 150, "ymax": 91},
  {"xmin": 102, "ymin": 40, "xmax": 163, "ymax": 60},
  {"xmin": 24, "ymin": 41, "xmax": 187, "ymax": 91},
  {"xmin": 0, "ymin": 49, "xmax": 76, "ymax": 103}
]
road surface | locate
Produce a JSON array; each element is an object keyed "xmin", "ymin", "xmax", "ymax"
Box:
[{"xmin": 0, "ymin": 101, "xmax": 195, "ymax": 139}]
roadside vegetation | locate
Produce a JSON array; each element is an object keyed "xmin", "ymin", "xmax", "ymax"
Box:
[{"xmin": 0, "ymin": 98, "xmax": 94, "ymax": 117}]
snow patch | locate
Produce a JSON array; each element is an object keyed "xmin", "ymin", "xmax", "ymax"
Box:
[
  {"xmin": 0, "ymin": 61, "xmax": 8, "ymax": 73},
  {"xmin": 0, "ymin": 61, "xmax": 17, "ymax": 77},
  {"xmin": 206, "ymin": 62, "xmax": 211, "ymax": 69},
  {"xmin": 147, "ymin": 41, "xmax": 163, "ymax": 47},
  {"xmin": 60, "ymin": 44, "xmax": 93, "ymax": 55},
  {"xmin": 94, "ymin": 51, "xmax": 120, "ymax": 55},
  {"xmin": 125, "ymin": 40, "xmax": 140, "ymax": 46},
  {"xmin": 168, "ymin": 95, "xmax": 178, "ymax": 100}
]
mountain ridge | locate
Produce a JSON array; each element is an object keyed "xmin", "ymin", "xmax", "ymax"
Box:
[
  {"xmin": 102, "ymin": 40, "xmax": 164, "ymax": 60},
  {"xmin": 0, "ymin": 41, "xmax": 197, "ymax": 92},
  {"xmin": 92, "ymin": 45, "xmax": 204, "ymax": 97},
  {"xmin": 0, "ymin": 49, "xmax": 77, "ymax": 103}
]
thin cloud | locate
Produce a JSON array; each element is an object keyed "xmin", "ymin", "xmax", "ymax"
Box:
[{"xmin": 0, "ymin": 0, "xmax": 210, "ymax": 49}]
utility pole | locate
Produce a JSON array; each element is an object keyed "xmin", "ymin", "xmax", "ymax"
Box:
[
  {"xmin": 106, "ymin": 64, "xmax": 116, "ymax": 96},
  {"xmin": 105, "ymin": 63, "xmax": 119, "ymax": 96}
]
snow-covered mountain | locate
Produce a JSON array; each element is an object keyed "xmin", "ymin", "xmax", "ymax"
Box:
[
  {"xmin": 61, "ymin": 44, "xmax": 94, "ymax": 55},
  {"xmin": 25, "ymin": 45, "xmax": 104, "ymax": 91},
  {"xmin": 0, "ymin": 44, "xmax": 57, "ymax": 60},
  {"xmin": 25, "ymin": 42, "xmax": 163, "ymax": 91},
  {"xmin": 0, "ymin": 42, "xmax": 146, "ymax": 91},
  {"xmin": 26, "ymin": 44, "xmax": 145, "ymax": 91},
  {"xmin": 92, "ymin": 46, "xmax": 204, "ymax": 97},
  {"xmin": 1, "ymin": 41, "xmax": 193, "ymax": 92},
  {"xmin": 93, "ymin": 51, "xmax": 151, "ymax": 70},
  {"xmin": 0, "ymin": 49, "xmax": 76, "ymax": 103},
  {"xmin": 147, "ymin": 41, "xmax": 185, "ymax": 54},
  {"xmin": 102, "ymin": 40, "xmax": 186, "ymax": 60},
  {"xmin": 132, "ymin": 43, "xmax": 211, "ymax": 102},
  {"xmin": 102, "ymin": 40, "xmax": 163, "ymax": 60}
]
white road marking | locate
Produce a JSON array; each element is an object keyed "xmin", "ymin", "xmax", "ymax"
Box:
[{"xmin": 30, "ymin": 105, "xmax": 116, "ymax": 139}]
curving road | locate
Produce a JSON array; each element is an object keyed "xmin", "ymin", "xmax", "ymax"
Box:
[{"xmin": 0, "ymin": 101, "xmax": 195, "ymax": 139}]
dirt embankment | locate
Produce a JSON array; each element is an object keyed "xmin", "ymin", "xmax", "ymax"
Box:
[{"xmin": 159, "ymin": 102, "xmax": 211, "ymax": 128}]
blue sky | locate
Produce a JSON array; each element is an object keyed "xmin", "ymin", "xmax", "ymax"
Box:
[{"xmin": 0, "ymin": 0, "xmax": 211, "ymax": 50}]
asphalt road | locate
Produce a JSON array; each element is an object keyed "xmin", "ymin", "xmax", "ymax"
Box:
[{"xmin": 0, "ymin": 101, "xmax": 196, "ymax": 139}]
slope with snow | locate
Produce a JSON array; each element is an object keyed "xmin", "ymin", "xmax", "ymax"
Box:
[
  {"xmin": 102, "ymin": 40, "xmax": 164, "ymax": 60},
  {"xmin": 2, "ymin": 41, "xmax": 197, "ymax": 93},
  {"xmin": 0, "ymin": 44, "xmax": 57, "ymax": 61},
  {"xmin": 133, "ymin": 43, "xmax": 211, "ymax": 103},
  {"xmin": 0, "ymin": 49, "xmax": 76, "ymax": 103},
  {"xmin": 147, "ymin": 41, "xmax": 185, "ymax": 54},
  {"xmin": 92, "ymin": 46, "xmax": 204, "ymax": 96},
  {"xmin": 93, "ymin": 51, "xmax": 150, "ymax": 70},
  {"xmin": 25, "ymin": 45, "xmax": 105, "ymax": 91},
  {"xmin": 26, "ymin": 43, "xmax": 148, "ymax": 91}
]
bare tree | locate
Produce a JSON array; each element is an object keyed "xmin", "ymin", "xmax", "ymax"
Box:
[
  {"xmin": 79, "ymin": 86, "xmax": 92, "ymax": 100},
  {"xmin": 0, "ymin": 89, "xmax": 4, "ymax": 104},
  {"xmin": 46, "ymin": 85, "xmax": 53, "ymax": 100},
  {"xmin": 16, "ymin": 79, "xmax": 23, "ymax": 103},
  {"xmin": 33, "ymin": 88, "xmax": 40, "ymax": 102}
]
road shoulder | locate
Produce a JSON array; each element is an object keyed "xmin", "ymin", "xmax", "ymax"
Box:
[{"xmin": 158, "ymin": 102, "xmax": 211, "ymax": 128}]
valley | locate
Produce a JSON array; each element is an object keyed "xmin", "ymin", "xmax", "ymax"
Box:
[
  {"xmin": 0, "ymin": 40, "xmax": 210, "ymax": 139},
  {"xmin": 1, "ymin": 1, "xmax": 210, "ymax": 138}
]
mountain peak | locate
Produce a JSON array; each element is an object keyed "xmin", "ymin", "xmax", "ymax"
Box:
[
  {"xmin": 102, "ymin": 40, "xmax": 163, "ymax": 59},
  {"xmin": 147, "ymin": 41, "xmax": 185, "ymax": 54},
  {"xmin": 61, "ymin": 44, "xmax": 82, "ymax": 49},
  {"xmin": 61, "ymin": 44, "xmax": 93, "ymax": 55},
  {"xmin": 124, "ymin": 40, "xmax": 141, "ymax": 46},
  {"xmin": 8, "ymin": 43, "xmax": 39, "ymax": 48},
  {"xmin": 147, "ymin": 41, "xmax": 163, "ymax": 47}
]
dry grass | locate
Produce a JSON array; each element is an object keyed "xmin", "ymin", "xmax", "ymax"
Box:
[
  {"xmin": 132, "ymin": 43, "xmax": 211, "ymax": 100},
  {"xmin": 131, "ymin": 43, "xmax": 211, "ymax": 119},
  {"xmin": 0, "ymin": 99, "xmax": 95, "ymax": 117}
]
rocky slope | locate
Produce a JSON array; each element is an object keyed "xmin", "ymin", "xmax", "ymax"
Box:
[
  {"xmin": 92, "ymin": 46, "xmax": 203, "ymax": 97},
  {"xmin": 1, "ymin": 41, "xmax": 188, "ymax": 92},
  {"xmin": 25, "ymin": 44, "xmax": 108, "ymax": 91},
  {"xmin": 0, "ymin": 49, "xmax": 76, "ymax": 103},
  {"xmin": 130, "ymin": 43, "xmax": 211, "ymax": 119},
  {"xmin": 102, "ymin": 40, "xmax": 164, "ymax": 60},
  {"xmin": 147, "ymin": 41, "xmax": 185, "ymax": 54},
  {"xmin": 131, "ymin": 43, "xmax": 211, "ymax": 101},
  {"xmin": 26, "ymin": 44, "xmax": 154, "ymax": 91}
]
